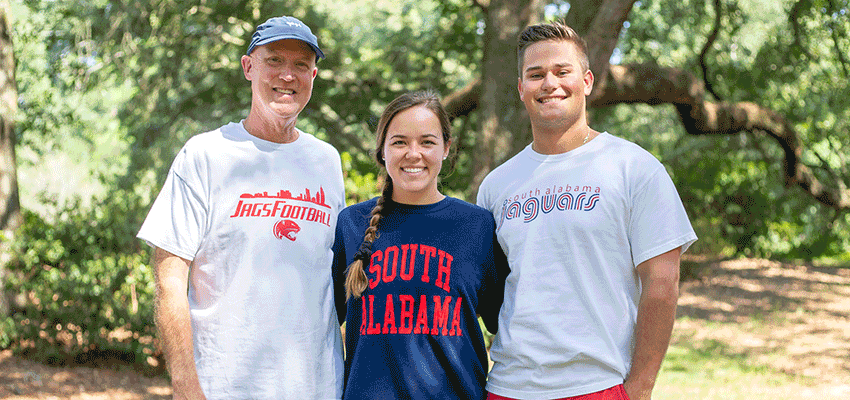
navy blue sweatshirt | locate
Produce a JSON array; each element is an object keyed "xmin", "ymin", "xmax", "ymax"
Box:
[{"xmin": 332, "ymin": 197, "xmax": 508, "ymax": 399}]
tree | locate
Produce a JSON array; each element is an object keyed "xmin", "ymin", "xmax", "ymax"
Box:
[
  {"xmin": 0, "ymin": 0, "xmax": 22, "ymax": 317},
  {"xmin": 447, "ymin": 0, "xmax": 849, "ymax": 212}
]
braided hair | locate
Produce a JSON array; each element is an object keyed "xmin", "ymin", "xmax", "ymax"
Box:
[{"xmin": 344, "ymin": 90, "xmax": 452, "ymax": 299}]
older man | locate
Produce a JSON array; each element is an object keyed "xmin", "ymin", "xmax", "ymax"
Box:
[{"xmin": 138, "ymin": 16, "xmax": 344, "ymax": 399}]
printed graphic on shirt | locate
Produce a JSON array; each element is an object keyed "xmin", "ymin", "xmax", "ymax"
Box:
[
  {"xmin": 229, "ymin": 187, "xmax": 333, "ymax": 242},
  {"xmin": 498, "ymin": 184, "xmax": 601, "ymax": 230},
  {"xmin": 358, "ymin": 243, "xmax": 465, "ymax": 338}
]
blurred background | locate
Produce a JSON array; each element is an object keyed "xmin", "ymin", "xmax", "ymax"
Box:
[{"xmin": 0, "ymin": 0, "xmax": 848, "ymax": 398}]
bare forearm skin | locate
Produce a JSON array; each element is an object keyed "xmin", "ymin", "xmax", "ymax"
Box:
[
  {"xmin": 153, "ymin": 247, "xmax": 207, "ymax": 400},
  {"xmin": 625, "ymin": 248, "xmax": 681, "ymax": 400}
]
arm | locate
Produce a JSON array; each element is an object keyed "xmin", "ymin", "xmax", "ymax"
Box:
[
  {"xmin": 624, "ymin": 247, "xmax": 681, "ymax": 400},
  {"xmin": 152, "ymin": 247, "xmax": 207, "ymax": 400}
]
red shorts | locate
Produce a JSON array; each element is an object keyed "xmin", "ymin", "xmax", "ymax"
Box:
[{"xmin": 487, "ymin": 384, "xmax": 630, "ymax": 400}]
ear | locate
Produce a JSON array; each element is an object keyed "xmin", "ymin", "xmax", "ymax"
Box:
[
  {"xmin": 517, "ymin": 77, "xmax": 524, "ymax": 100},
  {"xmin": 583, "ymin": 68, "xmax": 594, "ymax": 96},
  {"xmin": 241, "ymin": 55, "xmax": 253, "ymax": 80},
  {"xmin": 312, "ymin": 66, "xmax": 318, "ymax": 80},
  {"xmin": 443, "ymin": 139, "xmax": 452, "ymax": 159}
]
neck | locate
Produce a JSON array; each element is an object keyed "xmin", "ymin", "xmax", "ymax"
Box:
[
  {"xmin": 243, "ymin": 110, "xmax": 299, "ymax": 144},
  {"xmin": 531, "ymin": 121, "xmax": 595, "ymax": 155}
]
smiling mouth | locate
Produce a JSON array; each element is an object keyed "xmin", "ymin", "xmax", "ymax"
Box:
[
  {"xmin": 274, "ymin": 88, "xmax": 295, "ymax": 95},
  {"xmin": 537, "ymin": 97, "xmax": 563, "ymax": 104},
  {"xmin": 402, "ymin": 167, "xmax": 424, "ymax": 173}
]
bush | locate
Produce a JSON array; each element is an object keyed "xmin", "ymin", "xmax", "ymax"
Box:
[{"xmin": 1, "ymin": 192, "xmax": 162, "ymax": 374}]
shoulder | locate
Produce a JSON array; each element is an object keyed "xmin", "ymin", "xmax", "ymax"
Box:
[
  {"xmin": 478, "ymin": 146, "xmax": 531, "ymax": 193},
  {"xmin": 600, "ymin": 133, "xmax": 663, "ymax": 168},
  {"xmin": 443, "ymin": 197, "xmax": 496, "ymax": 226},
  {"xmin": 298, "ymin": 130, "xmax": 342, "ymax": 156},
  {"xmin": 339, "ymin": 198, "xmax": 379, "ymax": 221}
]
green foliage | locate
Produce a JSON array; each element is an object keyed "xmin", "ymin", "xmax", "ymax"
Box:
[
  {"xmin": 601, "ymin": 0, "xmax": 850, "ymax": 258},
  {"xmin": 2, "ymin": 192, "xmax": 158, "ymax": 371}
]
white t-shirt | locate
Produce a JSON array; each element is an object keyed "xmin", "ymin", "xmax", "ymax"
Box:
[
  {"xmin": 477, "ymin": 132, "xmax": 697, "ymax": 399},
  {"xmin": 137, "ymin": 122, "xmax": 345, "ymax": 399}
]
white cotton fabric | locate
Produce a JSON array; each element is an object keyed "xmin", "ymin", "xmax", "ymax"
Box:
[
  {"xmin": 477, "ymin": 132, "xmax": 697, "ymax": 399},
  {"xmin": 138, "ymin": 122, "xmax": 345, "ymax": 399}
]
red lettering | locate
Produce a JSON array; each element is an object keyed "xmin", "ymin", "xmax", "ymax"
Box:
[
  {"xmin": 382, "ymin": 246, "xmax": 398, "ymax": 283},
  {"xmin": 360, "ymin": 297, "xmax": 367, "ymax": 335},
  {"xmin": 368, "ymin": 251, "xmax": 383, "ymax": 289},
  {"xmin": 449, "ymin": 297, "xmax": 463, "ymax": 336},
  {"xmin": 398, "ymin": 295, "xmax": 415, "ymax": 334},
  {"xmin": 239, "ymin": 202, "xmax": 254, "ymax": 217},
  {"xmin": 307, "ymin": 207, "xmax": 317, "ymax": 221},
  {"xmin": 435, "ymin": 250, "xmax": 453, "ymax": 292},
  {"xmin": 382, "ymin": 294, "xmax": 397, "ymax": 334},
  {"xmin": 280, "ymin": 204, "xmax": 292, "ymax": 218},
  {"xmin": 414, "ymin": 295, "xmax": 429, "ymax": 334},
  {"xmin": 431, "ymin": 296, "xmax": 453, "ymax": 336},
  {"xmin": 230, "ymin": 200, "xmax": 244, "ymax": 218},
  {"xmin": 399, "ymin": 244, "xmax": 417, "ymax": 280},
  {"xmin": 260, "ymin": 203, "xmax": 272, "ymax": 217},
  {"xmin": 250, "ymin": 203, "xmax": 263, "ymax": 217},
  {"xmin": 272, "ymin": 201, "xmax": 284, "ymax": 217},
  {"xmin": 420, "ymin": 245, "xmax": 437, "ymax": 283},
  {"xmin": 366, "ymin": 295, "xmax": 381, "ymax": 334}
]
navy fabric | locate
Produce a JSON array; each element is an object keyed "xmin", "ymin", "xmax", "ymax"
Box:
[{"xmin": 333, "ymin": 197, "xmax": 508, "ymax": 400}]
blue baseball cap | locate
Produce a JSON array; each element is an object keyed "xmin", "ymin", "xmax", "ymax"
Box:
[{"xmin": 246, "ymin": 16, "xmax": 325, "ymax": 61}]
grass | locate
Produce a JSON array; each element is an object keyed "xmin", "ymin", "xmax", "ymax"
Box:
[{"xmin": 655, "ymin": 338, "xmax": 822, "ymax": 399}]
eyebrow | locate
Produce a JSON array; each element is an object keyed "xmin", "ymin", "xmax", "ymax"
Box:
[
  {"xmin": 388, "ymin": 133, "xmax": 440, "ymax": 139},
  {"xmin": 524, "ymin": 62, "xmax": 573, "ymax": 74}
]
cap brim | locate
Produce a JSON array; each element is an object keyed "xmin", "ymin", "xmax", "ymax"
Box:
[{"xmin": 249, "ymin": 35, "xmax": 325, "ymax": 60}]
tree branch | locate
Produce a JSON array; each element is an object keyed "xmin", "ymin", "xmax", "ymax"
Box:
[
  {"xmin": 441, "ymin": 63, "xmax": 850, "ymax": 210},
  {"xmin": 592, "ymin": 63, "xmax": 849, "ymax": 210},
  {"xmin": 699, "ymin": 0, "xmax": 723, "ymax": 100}
]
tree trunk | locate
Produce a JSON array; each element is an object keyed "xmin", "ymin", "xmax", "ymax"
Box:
[
  {"xmin": 470, "ymin": 0, "xmax": 542, "ymax": 198},
  {"xmin": 446, "ymin": 0, "xmax": 850, "ymax": 210},
  {"xmin": 0, "ymin": 0, "xmax": 23, "ymax": 317}
]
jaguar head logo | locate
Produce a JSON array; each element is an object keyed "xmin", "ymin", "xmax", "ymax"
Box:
[{"xmin": 273, "ymin": 219, "xmax": 301, "ymax": 241}]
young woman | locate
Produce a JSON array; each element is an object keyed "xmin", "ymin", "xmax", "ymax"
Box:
[{"xmin": 332, "ymin": 90, "xmax": 508, "ymax": 399}]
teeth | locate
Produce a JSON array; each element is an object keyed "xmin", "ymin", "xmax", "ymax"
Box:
[
  {"xmin": 275, "ymin": 89, "xmax": 295, "ymax": 94},
  {"xmin": 539, "ymin": 97, "xmax": 560, "ymax": 103},
  {"xmin": 403, "ymin": 168, "xmax": 424, "ymax": 173}
]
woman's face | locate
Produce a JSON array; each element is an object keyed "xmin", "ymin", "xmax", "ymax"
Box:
[{"xmin": 382, "ymin": 105, "xmax": 450, "ymax": 205}]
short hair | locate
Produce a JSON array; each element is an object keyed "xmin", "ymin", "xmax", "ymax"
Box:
[{"xmin": 517, "ymin": 21, "xmax": 590, "ymax": 77}]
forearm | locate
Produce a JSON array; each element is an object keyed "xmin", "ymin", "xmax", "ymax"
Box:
[
  {"xmin": 626, "ymin": 250, "xmax": 681, "ymax": 400},
  {"xmin": 626, "ymin": 284, "xmax": 678, "ymax": 399},
  {"xmin": 153, "ymin": 249, "xmax": 206, "ymax": 400}
]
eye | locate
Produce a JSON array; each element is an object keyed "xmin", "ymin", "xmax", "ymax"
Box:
[{"xmin": 267, "ymin": 57, "xmax": 283, "ymax": 66}]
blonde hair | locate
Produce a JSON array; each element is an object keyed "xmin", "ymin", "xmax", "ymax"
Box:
[{"xmin": 344, "ymin": 90, "xmax": 452, "ymax": 299}]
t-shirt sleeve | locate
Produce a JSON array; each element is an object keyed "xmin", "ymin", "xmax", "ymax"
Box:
[
  {"xmin": 136, "ymin": 148, "xmax": 208, "ymax": 261},
  {"xmin": 331, "ymin": 213, "xmax": 349, "ymax": 326},
  {"xmin": 477, "ymin": 217, "xmax": 509, "ymax": 334},
  {"xmin": 628, "ymin": 165, "xmax": 698, "ymax": 267}
]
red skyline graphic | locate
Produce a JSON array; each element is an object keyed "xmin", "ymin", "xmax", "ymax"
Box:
[{"xmin": 240, "ymin": 187, "xmax": 330, "ymax": 208}]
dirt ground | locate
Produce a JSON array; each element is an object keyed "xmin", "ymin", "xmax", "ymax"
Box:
[{"xmin": 1, "ymin": 257, "xmax": 848, "ymax": 399}]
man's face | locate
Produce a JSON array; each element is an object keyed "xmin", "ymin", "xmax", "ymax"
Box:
[
  {"xmin": 242, "ymin": 39, "xmax": 318, "ymax": 121},
  {"xmin": 518, "ymin": 40, "xmax": 593, "ymax": 131}
]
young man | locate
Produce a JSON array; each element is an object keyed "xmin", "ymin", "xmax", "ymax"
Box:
[
  {"xmin": 476, "ymin": 22, "xmax": 697, "ymax": 400},
  {"xmin": 137, "ymin": 16, "xmax": 344, "ymax": 399}
]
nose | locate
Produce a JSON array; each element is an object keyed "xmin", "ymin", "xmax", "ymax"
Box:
[
  {"xmin": 405, "ymin": 143, "xmax": 423, "ymax": 159},
  {"xmin": 279, "ymin": 65, "xmax": 296, "ymax": 82},
  {"xmin": 540, "ymin": 71, "xmax": 558, "ymax": 90}
]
